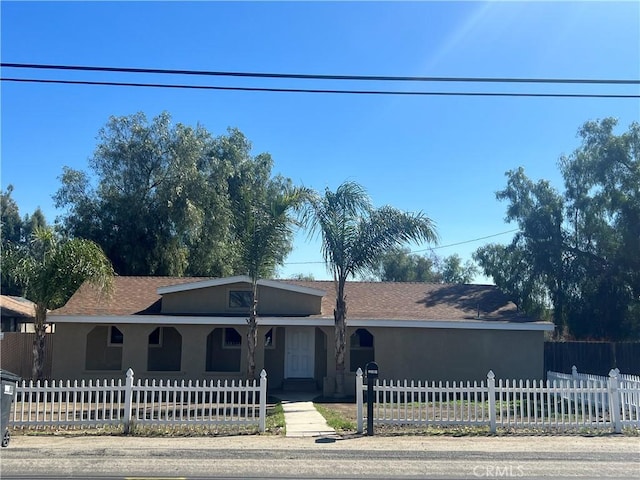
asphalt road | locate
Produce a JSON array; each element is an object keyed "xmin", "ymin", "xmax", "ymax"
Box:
[{"xmin": 1, "ymin": 434, "xmax": 639, "ymax": 479}]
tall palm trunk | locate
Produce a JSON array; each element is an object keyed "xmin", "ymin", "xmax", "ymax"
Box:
[
  {"xmin": 32, "ymin": 304, "xmax": 48, "ymax": 381},
  {"xmin": 334, "ymin": 282, "xmax": 347, "ymax": 397},
  {"xmin": 246, "ymin": 280, "xmax": 259, "ymax": 380}
]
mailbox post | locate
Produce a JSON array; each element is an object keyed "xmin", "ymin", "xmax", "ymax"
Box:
[{"xmin": 365, "ymin": 361, "xmax": 378, "ymax": 436}]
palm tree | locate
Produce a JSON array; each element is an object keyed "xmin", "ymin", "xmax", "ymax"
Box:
[
  {"xmin": 3, "ymin": 227, "xmax": 114, "ymax": 380},
  {"xmin": 235, "ymin": 186, "xmax": 310, "ymax": 379},
  {"xmin": 302, "ymin": 181, "xmax": 438, "ymax": 396}
]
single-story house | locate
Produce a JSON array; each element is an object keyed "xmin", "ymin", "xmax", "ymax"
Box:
[{"xmin": 49, "ymin": 276, "xmax": 553, "ymax": 395}]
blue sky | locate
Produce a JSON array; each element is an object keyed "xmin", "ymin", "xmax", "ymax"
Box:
[{"xmin": 2, "ymin": 1, "xmax": 639, "ymax": 282}]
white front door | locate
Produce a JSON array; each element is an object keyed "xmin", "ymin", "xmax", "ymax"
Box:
[{"xmin": 285, "ymin": 327, "xmax": 315, "ymax": 378}]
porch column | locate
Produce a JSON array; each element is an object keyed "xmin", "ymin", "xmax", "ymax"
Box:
[
  {"xmin": 237, "ymin": 325, "xmax": 249, "ymax": 378},
  {"xmin": 120, "ymin": 325, "xmax": 148, "ymax": 375},
  {"xmin": 325, "ymin": 325, "xmax": 336, "ymax": 394},
  {"xmin": 178, "ymin": 325, "xmax": 207, "ymax": 377}
]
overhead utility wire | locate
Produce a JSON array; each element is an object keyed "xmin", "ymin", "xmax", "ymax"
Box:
[
  {"xmin": 283, "ymin": 229, "xmax": 520, "ymax": 265},
  {"xmin": 2, "ymin": 63, "xmax": 639, "ymax": 85},
  {"xmin": 3, "ymin": 78, "xmax": 638, "ymax": 98}
]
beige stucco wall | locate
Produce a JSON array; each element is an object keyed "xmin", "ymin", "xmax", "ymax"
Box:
[
  {"xmin": 53, "ymin": 323, "xmax": 545, "ymax": 391},
  {"xmin": 52, "ymin": 323, "xmax": 251, "ymax": 383},
  {"xmin": 161, "ymin": 283, "xmax": 322, "ymax": 316},
  {"xmin": 367, "ymin": 327, "xmax": 545, "ymax": 382}
]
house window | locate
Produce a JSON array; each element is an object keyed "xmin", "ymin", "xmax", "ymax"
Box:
[
  {"xmin": 148, "ymin": 327, "xmax": 163, "ymax": 347},
  {"xmin": 224, "ymin": 328, "xmax": 242, "ymax": 348},
  {"xmin": 108, "ymin": 326, "xmax": 124, "ymax": 346},
  {"xmin": 228, "ymin": 290, "xmax": 252, "ymax": 309},
  {"xmin": 264, "ymin": 328, "xmax": 275, "ymax": 348},
  {"xmin": 350, "ymin": 328, "xmax": 374, "ymax": 348},
  {"xmin": 350, "ymin": 328, "xmax": 375, "ymax": 373}
]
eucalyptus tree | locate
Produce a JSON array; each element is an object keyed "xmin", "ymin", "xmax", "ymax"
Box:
[
  {"xmin": 375, "ymin": 249, "xmax": 478, "ymax": 284},
  {"xmin": 55, "ymin": 112, "xmax": 293, "ymax": 278},
  {"xmin": 1, "ymin": 186, "xmax": 48, "ymax": 296},
  {"xmin": 303, "ymin": 181, "xmax": 438, "ymax": 395},
  {"xmin": 2, "ymin": 227, "xmax": 113, "ymax": 380},
  {"xmin": 474, "ymin": 119, "xmax": 640, "ymax": 340},
  {"xmin": 235, "ymin": 182, "xmax": 310, "ymax": 379}
]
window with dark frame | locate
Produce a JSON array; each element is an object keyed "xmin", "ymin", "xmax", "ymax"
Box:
[
  {"xmin": 228, "ymin": 290, "xmax": 253, "ymax": 309},
  {"xmin": 224, "ymin": 328, "xmax": 242, "ymax": 348},
  {"xmin": 350, "ymin": 328, "xmax": 374, "ymax": 348},
  {"xmin": 264, "ymin": 328, "xmax": 274, "ymax": 348},
  {"xmin": 149, "ymin": 327, "xmax": 162, "ymax": 347},
  {"xmin": 109, "ymin": 326, "xmax": 124, "ymax": 346}
]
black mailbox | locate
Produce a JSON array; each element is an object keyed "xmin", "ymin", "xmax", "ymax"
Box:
[
  {"xmin": 364, "ymin": 361, "xmax": 378, "ymax": 435},
  {"xmin": 365, "ymin": 361, "xmax": 379, "ymax": 379}
]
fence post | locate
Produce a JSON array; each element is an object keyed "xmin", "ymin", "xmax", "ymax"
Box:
[
  {"xmin": 487, "ymin": 370, "xmax": 496, "ymax": 434},
  {"xmin": 123, "ymin": 368, "xmax": 134, "ymax": 434},
  {"xmin": 572, "ymin": 365, "xmax": 578, "ymax": 380},
  {"xmin": 259, "ymin": 369, "xmax": 267, "ymax": 433},
  {"xmin": 608, "ymin": 369, "xmax": 621, "ymax": 434},
  {"xmin": 356, "ymin": 368, "xmax": 363, "ymax": 434}
]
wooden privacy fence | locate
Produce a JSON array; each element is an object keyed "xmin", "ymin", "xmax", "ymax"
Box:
[
  {"xmin": 356, "ymin": 368, "xmax": 640, "ymax": 434},
  {"xmin": 11, "ymin": 369, "xmax": 268, "ymax": 432}
]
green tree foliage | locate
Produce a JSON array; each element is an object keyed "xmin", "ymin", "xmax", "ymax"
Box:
[
  {"xmin": 474, "ymin": 118, "xmax": 640, "ymax": 340},
  {"xmin": 1, "ymin": 185, "xmax": 22, "ymax": 245},
  {"xmin": 55, "ymin": 112, "xmax": 292, "ymax": 278},
  {"xmin": 2, "ymin": 227, "xmax": 113, "ymax": 380},
  {"xmin": 374, "ymin": 249, "xmax": 478, "ymax": 284},
  {"xmin": 374, "ymin": 248, "xmax": 440, "ymax": 282},
  {"xmin": 1, "ymin": 186, "xmax": 48, "ymax": 296},
  {"xmin": 439, "ymin": 254, "xmax": 479, "ymax": 284},
  {"xmin": 302, "ymin": 181, "xmax": 438, "ymax": 395}
]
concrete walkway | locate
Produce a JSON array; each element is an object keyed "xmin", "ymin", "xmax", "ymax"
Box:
[{"xmin": 277, "ymin": 392, "xmax": 337, "ymax": 438}]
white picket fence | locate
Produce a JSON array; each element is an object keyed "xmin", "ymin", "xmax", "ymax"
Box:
[
  {"xmin": 547, "ymin": 366, "xmax": 640, "ymax": 413},
  {"xmin": 356, "ymin": 368, "xmax": 640, "ymax": 434},
  {"xmin": 11, "ymin": 369, "xmax": 268, "ymax": 432}
]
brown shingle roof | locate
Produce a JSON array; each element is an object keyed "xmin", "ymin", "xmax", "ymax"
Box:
[
  {"xmin": 284, "ymin": 280, "xmax": 527, "ymax": 321},
  {"xmin": 0, "ymin": 295, "xmax": 36, "ymax": 319},
  {"xmin": 50, "ymin": 276, "xmax": 533, "ymax": 323}
]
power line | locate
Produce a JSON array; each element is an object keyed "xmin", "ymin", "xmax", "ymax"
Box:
[
  {"xmin": 415, "ymin": 228, "xmax": 520, "ymax": 253},
  {"xmin": 283, "ymin": 228, "xmax": 519, "ymax": 265},
  {"xmin": 3, "ymin": 78, "xmax": 639, "ymax": 98},
  {"xmin": 2, "ymin": 63, "xmax": 639, "ymax": 85}
]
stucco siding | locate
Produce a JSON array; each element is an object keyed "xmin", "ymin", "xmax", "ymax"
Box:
[
  {"xmin": 161, "ymin": 282, "xmax": 321, "ymax": 316},
  {"xmin": 372, "ymin": 327, "xmax": 544, "ymax": 381}
]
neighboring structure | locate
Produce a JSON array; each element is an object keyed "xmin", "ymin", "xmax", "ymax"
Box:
[
  {"xmin": 0, "ymin": 295, "xmax": 53, "ymax": 379},
  {"xmin": 1, "ymin": 295, "xmax": 36, "ymax": 333},
  {"xmin": 49, "ymin": 276, "xmax": 554, "ymax": 395}
]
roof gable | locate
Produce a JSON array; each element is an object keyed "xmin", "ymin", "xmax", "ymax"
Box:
[{"xmin": 156, "ymin": 275, "xmax": 325, "ymax": 297}]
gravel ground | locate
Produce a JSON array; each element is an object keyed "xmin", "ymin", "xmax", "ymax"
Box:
[{"xmin": 2, "ymin": 433, "xmax": 639, "ymax": 479}]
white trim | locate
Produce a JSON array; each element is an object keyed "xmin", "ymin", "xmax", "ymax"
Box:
[
  {"xmin": 156, "ymin": 275, "xmax": 325, "ymax": 297},
  {"xmin": 49, "ymin": 314, "xmax": 553, "ymax": 331},
  {"xmin": 257, "ymin": 278, "xmax": 326, "ymax": 296},
  {"xmin": 347, "ymin": 319, "xmax": 555, "ymax": 331}
]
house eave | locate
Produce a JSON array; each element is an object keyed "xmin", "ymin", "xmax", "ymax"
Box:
[{"xmin": 48, "ymin": 315, "xmax": 554, "ymax": 331}]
